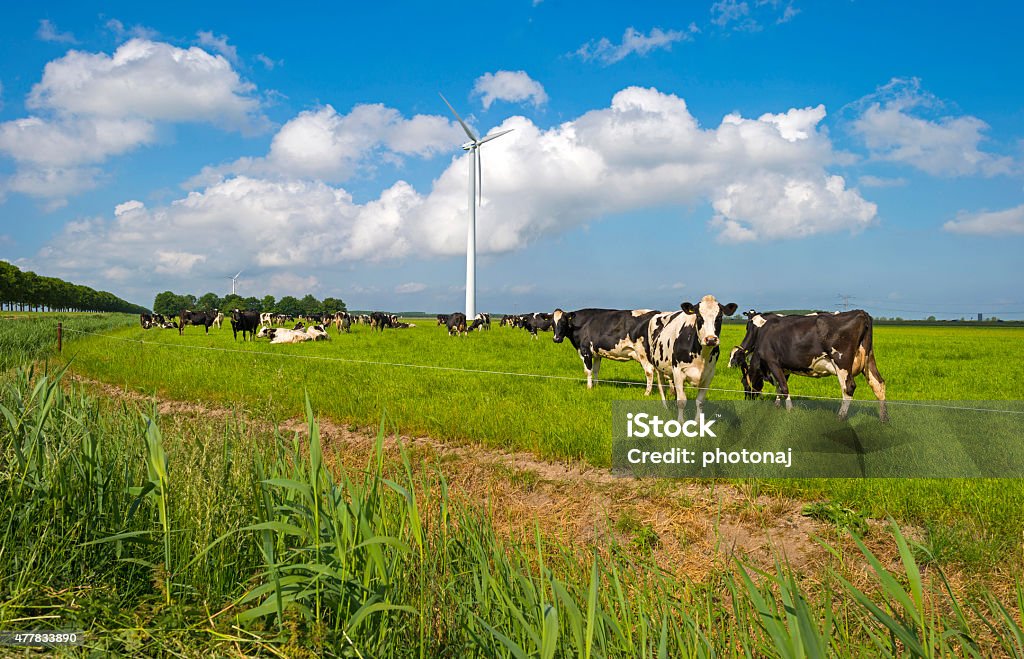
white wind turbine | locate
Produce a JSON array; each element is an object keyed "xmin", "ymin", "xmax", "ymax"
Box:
[
  {"xmin": 439, "ymin": 93, "xmax": 513, "ymax": 321},
  {"xmin": 227, "ymin": 271, "xmax": 242, "ymax": 295}
]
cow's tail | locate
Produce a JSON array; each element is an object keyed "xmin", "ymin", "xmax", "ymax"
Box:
[{"xmin": 858, "ymin": 311, "xmax": 888, "ymax": 420}]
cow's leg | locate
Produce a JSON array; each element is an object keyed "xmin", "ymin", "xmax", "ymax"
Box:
[
  {"xmin": 695, "ymin": 361, "xmax": 716, "ymax": 419},
  {"xmin": 580, "ymin": 349, "xmax": 595, "ymax": 389},
  {"xmin": 654, "ymin": 371, "xmax": 669, "ymax": 407},
  {"xmin": 673, "ymin": 367, "xmax": 689, "ymax": 421},
  {"xmin": 766, "ymin": 362, "xmax": 791, "ymax": 411},
  {"xmin": 836, "ymin": 366, "xmax": 856, "ymax": 420},
  {"xmin": 863, "ymin": 353, "xmax": 888, "ymax": 422},
  {"xmin": 591, "ymin": 354, "xmax": 603, "ymax": 387}
]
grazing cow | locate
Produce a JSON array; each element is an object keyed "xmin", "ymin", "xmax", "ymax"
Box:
[
  {"xmin": 230, "ymin": 309, "xmax": 261, "ymax": 341},
  {"xmin": 552, "ymin": 308, "xmax": 661, "ymax": 393},
  {"xmin": 213, "ymin": 311, "xmax": 224, "ymax": 329},
  {"xmin": 178, "ymin": 310, "xmax": 218, "ymax": 335},
  {"xmin": 369, "ymin": 312, "xmax": 391, "ymax": 331},
  {"xmin": 333, "ymin": 311, "xmax": 352, "ymax": 333},
  {"xmin": 437, "ymin": 314, "xmax": 450, "ymax": 326},
  {"xmin": 473, "ymin": 312, "xmax": 491, "ymax": 330},
  {"xmin": 728, "ymin": 310, "xmax": 887, "ymax": 421},
  {"xmin": 500, "ymin": 315, "xmax": 516, "ymax": 327},
  {"xmin": 260, "ymin": 312, "xmax": 273, "ymax": 327},
  {"xmin": 520, "ymin": 312, "xmax": 554, "ymax": 338},
  {"xmin": 446, "ymin": 312, "xmax": 468, "ymax": 336},
  {"xmin": 630, "ymin": 295, "xmax": 738, "ymax": 417}
]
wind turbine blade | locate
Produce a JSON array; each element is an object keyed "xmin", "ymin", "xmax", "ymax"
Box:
[
  {"xmin": 438, "ymin": 93, "xmax": 478, "ymax": 142},
  {"xmin": 477, "ymin": 128, "xmax": 514, "ymax": 145}
]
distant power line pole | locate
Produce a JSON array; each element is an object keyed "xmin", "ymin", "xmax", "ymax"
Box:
[{"xmin": 837, "ymin": 293, "xmax": 855, "ymax": 311}]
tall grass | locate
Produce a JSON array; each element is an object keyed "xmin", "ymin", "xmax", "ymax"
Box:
[
  {"xmin": 2, "ymin": 366, "xmax": 1023, "ymax": 656},
  {"xmin": 0, "ymin": 312, "xmax": 136, "ymax": 371},
  {"xmin": 60, "ymin": 319, "xmax": 1024, "ymax": 571}
]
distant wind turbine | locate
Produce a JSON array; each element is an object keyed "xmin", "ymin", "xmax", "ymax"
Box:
[
  {"xmin": 228, "ymin": 271, "xmax": 242, "ymax": 295},
  {"xmin": 439, "ymin": 93, "xmax": 513, "ymax": 321}
]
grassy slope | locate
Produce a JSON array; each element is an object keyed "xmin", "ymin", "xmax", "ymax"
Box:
[{"xmin": 50, "ymin": 319, "xmax": 1024, "ymax": 569}]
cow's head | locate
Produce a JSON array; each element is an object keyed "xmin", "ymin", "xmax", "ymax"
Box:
[
  {"xmin": 728, "ymin": 346, "xmax": 746, "ymax": 369},
  {"xmin": 681, "ymin": 295, "xmax": 738, "ymax": 347},
  {"xmin": 256, "ymin": 326, "xmax": 275, "ymax": 339},
  {"xmin": 551, "ymin": 309, "xmax": 573, "ymax": 343}
]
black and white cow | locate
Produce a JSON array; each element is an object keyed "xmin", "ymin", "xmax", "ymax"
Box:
[
  {"xmin": 518, "ymin": 312, "xmax": 554, "ymax": 338},
  {"xmin": 333, "ymin": 311, "xmax": 352, "ymax": 333},
  {"xmin": 212, "ymin": 310, "xmax": 224, "ymax": 329},
  {"xmin": 230, "ymin": 309, "xmax": 261, "ymax": 341},
  {"xmin": 369, "ymin": 312, "xmax": 389, "ymax": 331},
  {"xmin": 178, "ymin": 310, "xmax": 218, "ymax": 335},
  {"xmin": 552, "ymin": 308, "xmax": 661, "ymax": 393},
  {"xmin": 446, "ymin": 312, "xmax": 468, "ymax": 336},
  {"xmin": 630, "ymin": 295, "xmax": 738, "ymax": 417},
  {"xmin": 473, "ymin": 312, "xmax": 491, "ymax": 330},
  {"xmin": 728, "ymin": 310, "xmax": 887, "ymax": 421},
  {"xmin": 436, "ymin": 314, "xmax": 450, "ymax": 326},
  {"xmin": 140, "ymin": 313, "xmax": 154, "ymax": 329}
]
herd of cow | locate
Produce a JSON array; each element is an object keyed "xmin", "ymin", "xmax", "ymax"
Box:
[{"xmin": 141, "ymin": 295, "xmax": 888, "ymax": 421}]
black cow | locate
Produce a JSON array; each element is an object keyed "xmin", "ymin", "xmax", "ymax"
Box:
[
  {"xmin": 630, "ymin": 295, "xmax": 738, "ymax": 417},
  {"xmin": 230, "ymin": 309, "xmax": 261, "ymax": 341},
  {"xmin": 729, "ymin": 310, "xmax": 887, "ymax": 421},
  {"xmin": 369, "ymin": 312, "xmax": 389, "ymax": 331},
  {"xmin": 519, "ymin": 312, "xmax": 554, "ymax": 338},
  {"xmin": 140, "ymin": 313, "xmax": 154, "ymax": 329},
  {"xmin": 446, "ymin": 312, "xmax": 468, "ymax": 336},
  {"xmin": 178, "ymin": 310, "xmax": 217, "ymax": 335},
  {"xmin": 437, "ymin": 314, "xmax": 450, "ymax": 326},
  {"xmin": 552, "ymin": 308, "xmax": 661, "ymax": 392}
]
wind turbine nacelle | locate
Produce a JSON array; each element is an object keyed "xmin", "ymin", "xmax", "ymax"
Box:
[{"xmin": 461, "ymin": 142, "xmax": 475, "ymax": 151}]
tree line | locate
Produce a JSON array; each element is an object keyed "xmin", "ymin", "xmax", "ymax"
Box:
[
  {"xmin": 0, "ymin": 261, "xmax": 149, "ymax": 314},
  {"xmin": 152, "ymin": 291, "xmax": 346, "ymax": 317}
]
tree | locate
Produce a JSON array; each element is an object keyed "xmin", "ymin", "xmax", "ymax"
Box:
[
  {"xmin": 299, "ymin": 294, "xmax": 322, "ymax": 316},
  {"xmin": 242, "ymin": 296, "xmax": 261, "ymax": 311},
  {"xmin": 221, "ymin": 293, "xmax": 244, "ymax": 310},
  {"xmin": 153, "ymin": 291, "xmax": 181, "ymax": 316},
  {"xmin": 322, "ymin": 296, "xmax": 346, "ymax": 312},
  {"xmin": 277, "ymin": 295, "xmax": 302, "ymax": 316},
  {"xmin": 197, "ymin": 292, "xmax": 222, "ymax": 311},
  {"xmin": 261, "ymin": 295, "xmax": 276, "ymax": 312}
]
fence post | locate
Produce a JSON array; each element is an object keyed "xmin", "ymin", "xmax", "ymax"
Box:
[{"xmin": 57, "ymin": 322, "xmax": 63, "ymax": 353}]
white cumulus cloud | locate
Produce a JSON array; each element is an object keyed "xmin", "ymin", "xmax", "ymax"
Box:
[
  {"xmin": 37, "ymin": 19, "xmax": 78, "ymax": 44},
  {"xmin": 943, "ymin": 204, "xmax": 1024, "ymax": 235},
  {"xmin": 32, "ymin": 87, "xmax": 878, "ymax": 292},
  {"xmin": 472, "ymin": 71, "xmax": 548, "ymax": 110},
  {"xmin": 850, "ymin": 78, "xmax": 1012, "ymax": 177},
  {"xmin": 395, "ymin": 282, "xmax": 427, "ymax": 294}
]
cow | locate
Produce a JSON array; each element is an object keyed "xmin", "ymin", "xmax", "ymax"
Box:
[
  {"xmin": 473, "ymin": 312, "xmax": 491, "ymax": 330},
  {"xmin": 333, "ymin": 311, "xmax": 352, "ymax": 333},
  {"xmin": 500, "ymin": 315, "xmax": 516, "ymax": 327},
  {"xmin": 369, "ymin": 312, "xmax": 390, "ymax": 331},
  {"xmin": 728, "ymin": 310, "xmax": 887, "ymax": 421},
  {"xmin": 437, "ymin": 314, "xmax": 450, "ymax": 326},
  {"xmin": 140, "ymin": 313, "xmax": 154, "ymax": 329},
  {"xmin": 212, "ymin": 311, "xmax": 224, "ymax": 329},
  {"xmin": 257, "ymin": 326, "xmax": 312, "ymax": 344},
  {"xmin": 230, "ymin": 309, "xmax": 261, "ymax": 341},
  {"xmin": 260, "ymin": 312, "xmax": 273, "ymax": 327},
  {"xmin": 552, "ymin": 308, "xmax": 661, "ymax": 393},
  {"xmin": 306, "ymin": 325, "xmax": 330, "ymax": 341},
  {"xmin": 521, "ymin": 312, "xmax": 554, "ymax": 338},
  {"xmin": 446, "ymin": 312, "xmax": 468, "ymax": 336},
  {"xmin": 630, "ymin": 295, "xmax": 738, "ymax": 418},
  {"xmin": 178, "ymin": 309, "xmax": 218, "ymax": 335}
]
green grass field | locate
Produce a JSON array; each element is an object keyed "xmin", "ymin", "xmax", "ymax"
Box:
[
  {"xmin": 49, "ymin": 317, "xmax": 1024, "ymax": 571},
  {"xmin": 4, "ymin": 314, "xmax": 1024, "ymax": 655}
]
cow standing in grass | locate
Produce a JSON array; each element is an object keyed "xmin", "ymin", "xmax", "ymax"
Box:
[
  {"xmin": 178, "ymin": 310, "xmax": 217, "ymax": 335},
  {"xmin": 552, "ymin": 308, "xmax": 661, "ymax": 393},
  {"xmin": 729, "ymin": 310, "xmax": 887, "ymax": 421},
  {"xmin": 630, "ymin": 295, "xmax": 738, "ymax": 418}
]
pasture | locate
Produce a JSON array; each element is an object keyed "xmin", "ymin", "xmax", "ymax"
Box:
[
  {"xmin": 3, "ymin": 313, "xmax": 1024, "ymax": 655},
  {"xmin": 55, "ymin": 316, "xmax": 1024, "ymax": 570}
]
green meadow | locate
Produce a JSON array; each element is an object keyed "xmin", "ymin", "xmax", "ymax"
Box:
[
  {"xmin": 3, "ymin": 313, "xmax": 1024, "ymax": 655},
  {"xmin": 50, "ymin": 316, "xmax": 1024, "ymax": 570}
]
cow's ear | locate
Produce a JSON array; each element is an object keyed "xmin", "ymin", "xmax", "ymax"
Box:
[
  {"xmin": 680, "ymin": 302, "xmax": 697, "ymax": 314},
  {"xmin": 722, "ymin": 302, "xmax": 738, "ymax": 316}
]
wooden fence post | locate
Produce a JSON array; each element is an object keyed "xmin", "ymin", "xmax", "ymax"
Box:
[{"xmin": 57, "ymin": 322, "xmax": 63, "ymax": 353}]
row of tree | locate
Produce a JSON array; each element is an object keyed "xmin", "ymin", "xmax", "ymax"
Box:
[
  {"xmin": 152, "ymin": 291, "xmax": 346, "ymax": 317},
  {"xmin": 0, "ymin": 261, "xmax": 149, "ymax": 314}
]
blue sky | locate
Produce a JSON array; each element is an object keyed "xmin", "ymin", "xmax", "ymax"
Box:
[{"xmin": 1, "ymin": 1, "xmax": 1022, "ymax": 318}]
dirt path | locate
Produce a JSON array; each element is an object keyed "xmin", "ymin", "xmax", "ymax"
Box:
[{"xmin": 70, "ymin": 373, "xmax": 902, "ymax": 585}]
